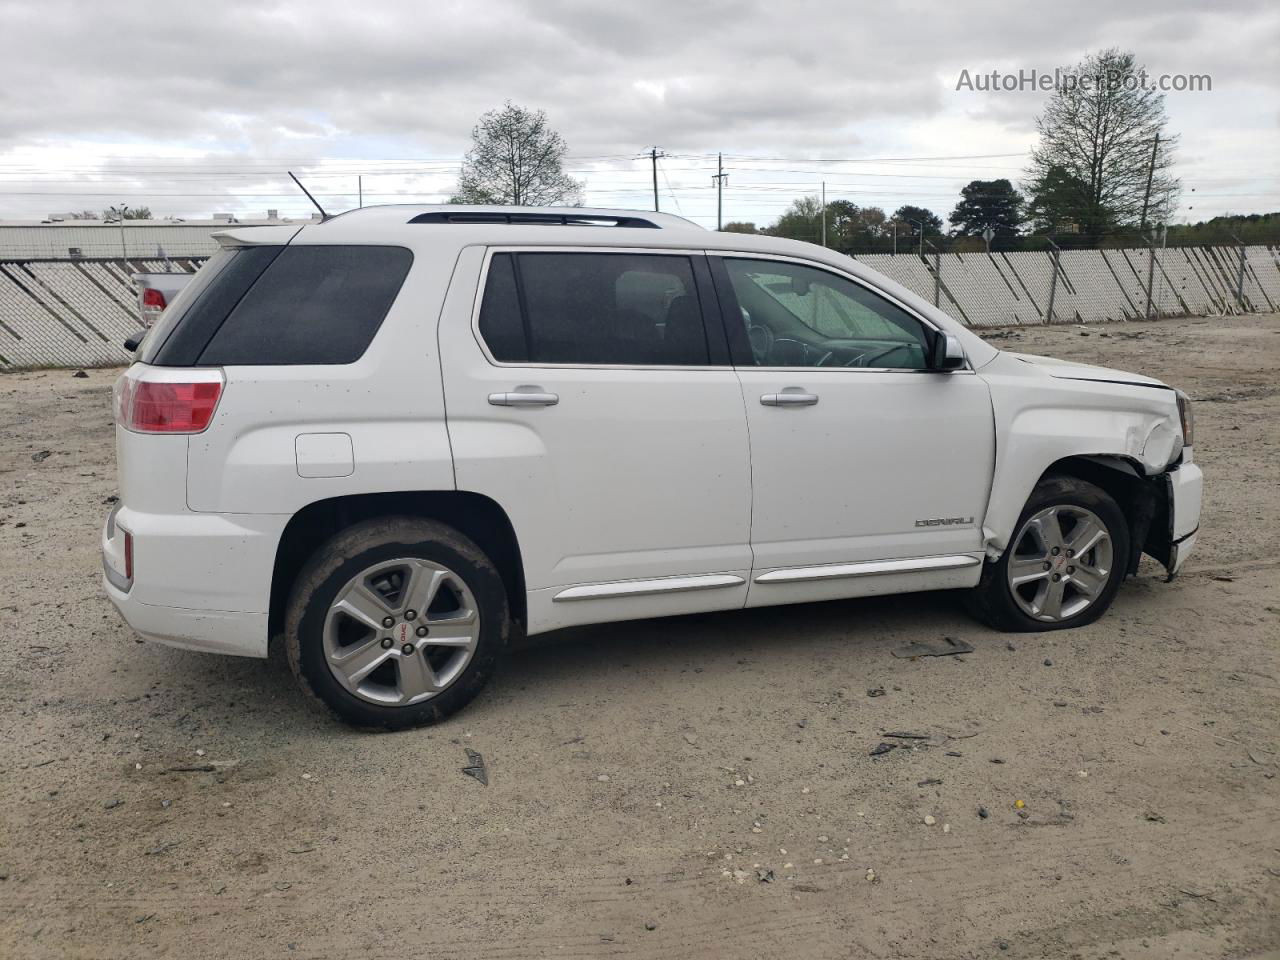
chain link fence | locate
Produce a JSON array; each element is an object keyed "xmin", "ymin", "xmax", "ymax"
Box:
[
  {"xmin": 855, "ymin": 243, "xmax": 1278, "ymax": 327},
  {"xmin": 1, "ymin": 243, "xmax": 1277, "ymax": 369}
]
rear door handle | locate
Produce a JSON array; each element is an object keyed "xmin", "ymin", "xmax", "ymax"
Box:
[
  {"xmin": 761, "ymin": 391, "xmax": 818, "ymax": 407},
  {"xmin": 488, "ymin": 389, "xmax": 559, "ymax": 407}
]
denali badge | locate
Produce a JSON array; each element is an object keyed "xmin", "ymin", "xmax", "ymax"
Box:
[{"xmin": 914, "ymin": 516, "xmax": 974, "ymax": 527}]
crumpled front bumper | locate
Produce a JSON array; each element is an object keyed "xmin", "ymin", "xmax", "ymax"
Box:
[{"xmin": 1163, "ymin": 455, "xmax": 1203, "ymax": 578}]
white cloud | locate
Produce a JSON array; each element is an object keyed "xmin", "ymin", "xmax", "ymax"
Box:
[{"xmin": 0, "ymin": 0, "xmax": 1274, "ymax": 226}]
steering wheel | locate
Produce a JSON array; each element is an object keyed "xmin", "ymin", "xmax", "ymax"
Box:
[{"xmin": 747, "ymin": 324, "xmax": 774, "ymax": 363}]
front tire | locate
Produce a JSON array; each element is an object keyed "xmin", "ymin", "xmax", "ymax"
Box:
[
  {"xmin": 966, "ymin": 475, "xmax": 1130, "ymax": 632},
  {"xmin": 285, "ymin": 516, "xmax": 509, "ymax": 729}
]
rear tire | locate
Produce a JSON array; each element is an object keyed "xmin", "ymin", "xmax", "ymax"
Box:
[
  {"xmin": 966, "ymin": 475, "xmax": 1130, "ymax": 632},
  {"xmin": 284, "ymin": 516, "xmax": 509, "ymax": 729}
]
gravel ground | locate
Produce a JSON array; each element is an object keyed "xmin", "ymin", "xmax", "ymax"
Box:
[{"xmin": 1, "ymin": 313, "xmax": 1278, "ymax": 960}]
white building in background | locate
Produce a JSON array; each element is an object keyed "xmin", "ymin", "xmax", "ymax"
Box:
[{"xmin": 0, "ymin": 211, "xmax": 321, "ymax": 260}]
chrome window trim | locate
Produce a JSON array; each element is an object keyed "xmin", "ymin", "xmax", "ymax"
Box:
[
  {"xmin": 467, "ymin": 245, "xmax": 974, "ymax": 375},
  {"xmin": 714, "ymin": 251, "xmax": 975, "ymax": 375},
  {"xmin": 553, "ymin": 573, "xmax": 746, "ymax": 602},
  {"xmin": 469, "ymin": 245, "xmax": 728, "ymax": 371}
]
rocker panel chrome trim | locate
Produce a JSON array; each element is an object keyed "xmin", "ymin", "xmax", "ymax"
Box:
[
  {"xmin": 754, "ymin": 554, "xmax": 981, "ymax": 584},
  {"xmin": 553, "ymin": 573, "xmax": 746, "ymax": 602}
]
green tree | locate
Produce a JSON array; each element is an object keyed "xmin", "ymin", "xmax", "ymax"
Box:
[
  {"xmin": 1027, "ymin": 48, "xmax": 1179, "ymax": 240},
  {"xmin": 893, "ymin": 205, "xmax": 943, "ymax": 245},
  {"xmin": 825, "ymin": 200, "xmax": 890, "ymax": 252},
  {"xmin": 949, "ymin": 179, "xmax": 1024, "ymax": 240},
  {"xmin": 451, "ymin": 101, "xmax": 583, "ymax": 206},
  {"xmin": 1024, "ymin": 165, "xmax": 1103, "ymax": 238},
  {"xmin": 763, "ymin": 196, "xmax": 824, "ymax": 242},
  {"xmin": 722, "ymin": 221, "xmax": 758, "ymax": 233}
]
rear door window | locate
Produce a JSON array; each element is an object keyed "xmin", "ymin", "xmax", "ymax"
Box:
[
  {"xmin": 141, "ymin": 246, "xmax": 280, "ymax": 364},
  {"xmin": 477, "ymin": 251, "xmax": 710, "ymax": 366},
  {"xmin": 198, "ymin": 246, "xmax": 412, "ymax": 365}
]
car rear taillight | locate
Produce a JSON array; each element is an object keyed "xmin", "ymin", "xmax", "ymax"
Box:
[
  {"xmin": 123, "ymin": 530, "xmax": 134, "ymax": 581},
  {"xmin": 140, "ymin": 287, "xmax": 167, "ymax": 327},
  {"xmin": 115, "ymin": 370, "xmax": 224, "ymax": 433}
]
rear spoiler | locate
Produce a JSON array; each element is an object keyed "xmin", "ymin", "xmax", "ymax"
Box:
[{"xmin": 211, "ymin": 225, "xmax": 304, "ymax": 248}]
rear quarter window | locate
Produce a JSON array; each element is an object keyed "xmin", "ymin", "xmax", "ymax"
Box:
[{"xmin": 197, "ymin": 245, "xmax": 412, "ymax": 365}]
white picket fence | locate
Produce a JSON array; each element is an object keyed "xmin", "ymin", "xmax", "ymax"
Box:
[{"xmin": 0, "ymin": 246, "xmax": 1277, "ymax": 370}]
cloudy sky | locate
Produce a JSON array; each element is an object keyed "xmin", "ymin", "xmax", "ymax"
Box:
[{"xmin": 0, "ymin": 0, "xmax": 1276, "ymax": 228}]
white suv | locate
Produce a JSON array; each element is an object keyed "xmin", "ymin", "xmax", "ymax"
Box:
[{"xmin": 102, "ymin": 206, "xmax": 1202, "ymax": 728}]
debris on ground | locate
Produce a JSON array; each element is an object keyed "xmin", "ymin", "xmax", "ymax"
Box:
[
  {"xmin": 31, "ymin": 450, "xmax": 52, "ymax": 462},
  {"xmin": 917, "ymin": 778, "xmax": 943, "ymax": 787},
  {"xmin": 867, "ymin": 686, "xmax": 886, "ymax": 697},
  {"xmin": 461, "ymin": 749, "xmax": 488, "ymax": 786},
  {"xmin": 978, "ymin": 806, "xmax": 989, "ymax": 819},
  {"xmin": 72, "ymin": 370, "xmax": 88, "ymax": 378},
  {"xmin": 892, "ymin": 636, "xmax": 974, "ymax": 659},
  {"xmin": 884, "ymin": 731, "xmax": 929, "ymax": 740},
  {"xmin": 869, "ymin": 742, "xmax": 896, "ymax": 757},
  {"xmin": 923, "ymin": 815, "xmax": 936, "ymax": 826}
]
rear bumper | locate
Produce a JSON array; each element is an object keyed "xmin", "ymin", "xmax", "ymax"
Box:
[
  {"xmin": 103, "ymin": 575, "xmax": 269, "ymax": 657},
  {"xmin": 101, "ymin": 505, "xmax": 284, "ymax": 658}
]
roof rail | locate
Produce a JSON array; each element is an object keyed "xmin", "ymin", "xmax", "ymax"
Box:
[{"xmin": 407, "ymin": 211, "xmax": 661, "ymax": 229}]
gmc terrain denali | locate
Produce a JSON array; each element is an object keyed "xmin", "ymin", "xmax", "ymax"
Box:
[{"xmin": 102, "ymin": 206, "xmax": 1202, "ymax": 728}]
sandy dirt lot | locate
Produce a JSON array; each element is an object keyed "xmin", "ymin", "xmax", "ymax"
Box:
[{"xmin": 1, "ymin": 314, "xmax": 1278, "ymax": 960}]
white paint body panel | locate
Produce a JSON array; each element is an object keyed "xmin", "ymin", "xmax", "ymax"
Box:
[
  {"xmin": 738, "ymin": 368, "xmax": 994, "ymax": 586},
  {"xmin": 438, "ymin": 246, "xmax": 754, "ymax": 632},
  {"xmin": 98, "ymin": 204, "xmax": 1203, "ymax": 658}
]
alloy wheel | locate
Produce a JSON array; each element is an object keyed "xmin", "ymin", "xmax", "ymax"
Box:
[
  {"xmin": 322, "ymin": 557, "xmax": 480, "ymax": 706},
  {"xmin": 1007, "ymin": 505, "xmax": 1114, "ymax": 623}
]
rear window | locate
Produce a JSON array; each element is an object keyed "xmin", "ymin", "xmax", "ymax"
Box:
[{"xmin": 144, "ymin": 245, "xmax": 412, "ymax": 366}]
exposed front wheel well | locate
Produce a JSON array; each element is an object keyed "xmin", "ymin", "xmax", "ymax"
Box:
[
  {"xmin": 1036, "ymin": 455, "xmax": 1171, "ymax": 576},
  {"xmin": 269, "ymin": 491, "xmax": 526, "ymax": 642}
]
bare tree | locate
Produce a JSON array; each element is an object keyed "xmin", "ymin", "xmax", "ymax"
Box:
[
  {"xmin": 1027, "ymin": 49, "xmax": 1179, "ymax": 241},
  {"xmin": 451, "ymin": 102, "xmax": 583, "ymax": 206}
]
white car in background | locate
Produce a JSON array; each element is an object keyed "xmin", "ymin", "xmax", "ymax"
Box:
[{"xmin": 103, "ymin": 206, "xmax": 1202, "ymax": 728}]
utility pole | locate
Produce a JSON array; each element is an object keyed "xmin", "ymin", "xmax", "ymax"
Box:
[
  {"xmin": 115, "ymin": 202, "xmax": 129, "ymax": 262},
  {"xmin": 892, "ymin": 221, "xmax": 897, "ymax": 255},
  {"xmin": 711, "ymin": 153, "xmax": 728, "ymax": 230},
  {"xmin": 820, "ymin": 181, "xmax": 827, "ymax": 247},
  {"xmin": 1138, "ymin": 133, "xmax": 1160, "ymax": 236},
  {"xmin": 650, "ymin": 147, "xmax": 664, "ymax": 212},
  {"xmin": 358, "ymin": 175, "xmax": 363, "ymax": 209}
]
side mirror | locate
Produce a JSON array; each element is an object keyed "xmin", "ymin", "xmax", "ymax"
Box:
[{"xmin": 930, "ymin": 333, "xmax": 966, "ymax": 371}]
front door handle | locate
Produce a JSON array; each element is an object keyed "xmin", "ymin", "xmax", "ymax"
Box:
[
  {"xmin": 761, "ymin": 390, "xmax": 818, "ymax": 407},
  {"xmin": 488, "ymin": 388, "xmax": 559, "ymax": 407}
]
